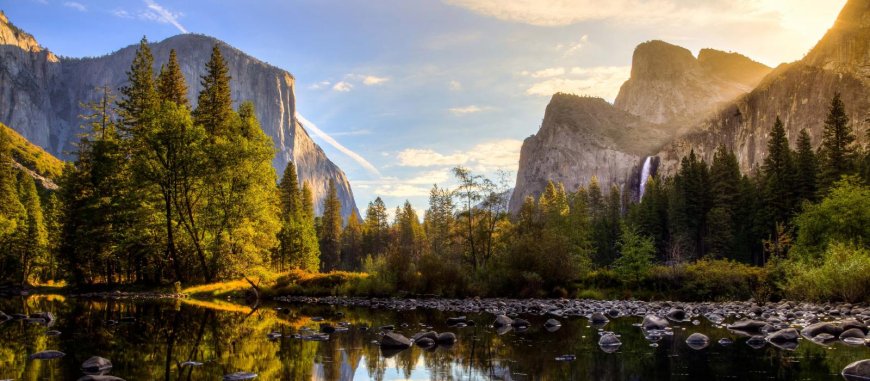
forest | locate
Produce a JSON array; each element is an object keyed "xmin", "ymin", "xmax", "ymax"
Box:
[{"xmin": 0, "ymin": 38, "xmax": 869, "ymax": 303}]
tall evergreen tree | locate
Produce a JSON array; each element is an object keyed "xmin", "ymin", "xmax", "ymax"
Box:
[
  {"xmin": 319, "ymin": 180, "xmax": 342, "ymax": 271},
  {"xmin": 763, "ymin": 117, "xmax": 797, "ymax": 229},
  {"xmin": 795, "ymin": 128, "xmax": 818, "ymax": 202},
  {"xmin": 707, "ymin": 146, "xmax": 741, "ymax": 258},
  {"xmin": 424, "ymin": 185, "xmax": 454, "ymax": 258},
  {"xmin": 15, "ymin": 172, "xmax": 46, "ymax": 285},
  {"xmin": 363, "ymin": 197, "xmax": 389, "ymax": 257},
  {"xmin": 301, "ymin": 182, "xmax": 315, "ymax": 220},
  {"xmin": 669, "ymin": 150, "xmax": 711, "ymax": 260},
  {"xmin": 157, "ymin": 49, "xmax": 189, "ymax": 108},
  {"xmin": 193, "ymin": 45, "xmax": 233, "ymax": 135},
  {"xmin": 818, "ymin": 92, "xmax": 857, "ymax": 191},
  {"xmin": 118, "ymin": 36, "xmax": 158, "ymax": 131},
  {"xmin": 341, "ymin": 212, "xmax": 363, "ymax": 270},
  {"xmin": 275, "ymin": 161, "xmax": 318, "ymax": 271}
]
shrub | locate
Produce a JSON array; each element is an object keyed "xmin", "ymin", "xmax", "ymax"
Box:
[
  {"xmin": 792, "ymin": 177, "xmax": 870, "ymax": 260},
  {"xmin": 786, "ymin": 242, "xmax": 870, "ymax": 302}
]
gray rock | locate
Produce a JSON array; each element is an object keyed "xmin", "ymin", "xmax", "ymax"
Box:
[
  {"xmin": 412, "ymin": 331, "xmax": 438, "ymax": 342},
  {"xmin": 590, "ymin": 312, "xmax": 609, "ymax": 324},
  {"xmin": 511, "ymin": 318, "xmax": 530, "ymax": 328},
  {"xmin": 728, "ymin": 320, "xmax": 767, "ymax": 333},
  {"xmin": 29, "ymin": 350, "xmax": 65, "ymax": 360},
  {"xmin": 436, "ymin": 332, "xmax": 456, "ymax": 345},
  {"xmin": 544, "ymin": 319, "xmax": 561, "ymax": 328},
  {"xmin": 493, "ymin": 315, "xmax": 513, "ymax": 328},
  {"xmin": 767, "ymin": 328, "xmax": 800, "ymax": 343},
  {"xmin": 842, "ymin": 328, "xmax": 867, "ymax": 340},
  {"xmin": 746, "ymin": 335, "xmax": 766, "ymax": 349},
  {"xmin": 598, "ymin": 333, "xmax": 621, "ymax": 347},
  {"xmin": 223, "ymin": 372, "xmax": 257, "ymax": 381},
  {"xmin": 81, "ymin": 356, "xmax": 112, "ymax": 374},
  {"xmin": 685, "ymin": 333, "xmax": 710, "ymax": 350},
  {"xmin": 801, "ymin": 321, "xmax": 844, "ymax": 338},
  {"xmin": 843, "ymin": 359, "xmax": 870, "ymax": 381},
  {"xmin": 642, "ymin": 315, "xmax": 669, "ymax": 331},
  {"xmin": 380, "ymin": 332, "xmax": 411, "ymax": 349},
  {"xmin": 415, "ymin": 337, "xmax": 435, "ymax": 348}
]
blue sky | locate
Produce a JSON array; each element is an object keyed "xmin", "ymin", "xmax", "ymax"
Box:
[{"xmin": 4, "ymin": 0, "xmax": 846, "ymax": 213}]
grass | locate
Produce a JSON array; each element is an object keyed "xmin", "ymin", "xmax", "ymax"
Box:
[
  {"xmin": 181, "ymin": 269, "xmax": 371, "ymax": 299},
  {"xmin": 1, "ymin": 123, "xmax": 65, "ymax": 180}
]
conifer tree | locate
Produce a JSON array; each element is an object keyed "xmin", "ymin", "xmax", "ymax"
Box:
[
  {"xmin": 707, "ymin": 146, "xmax": 740, "ymax": 258},
  {"xmin": 341, "ymin": 212, "xmax": 363, "ymax": 270},
  {"xmin": 301, "ymin": 182, "xmax": 315, "ymax": 220},
  {"xmin": 157, "ymin": 49, "xmax": 189, "ymax": 108},
  {"xmin": 818, "ymin": 92, "xmax": 857, "ymax": 191},
  {"xmin": 319, "ymin": 180, "xmax": 342, "ymax": 271},
  {"xmin": 363, "ymin": 197, "xmax": 389, "ymax": 257},
  {"xmin": 118, "ymin": 36, "xmax": 158, "ymax": 130},
  {"xmin": 276, "ymin": 161, "xmax": 319, "ymax": 271},
  {"xmin": 795, "ymin": 128, "xmax": 818, "ymax": 202},
  {"xmin": 15, "ymin": 172, "xmax": 46, "ymax": 285},
  {"xmin": 194, "ymin": 45, "xmax": 233, "ymax": 135},
  {"xmin": 763, "ymin": 117, "xmax": 797, "ymax": 228},
  {"xmin": 424, "ymin": 185, "xmax": 454, "ymax": 258}
]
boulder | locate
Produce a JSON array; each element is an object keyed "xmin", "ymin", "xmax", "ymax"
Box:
[
  {"xmin": 598, "ymin": 333, "xmax": 621, "ymax": 347},
  {"xmin": 801, "ymin": 321, "xmax": 844, "ymax": 338},
  {"xmin": 842, "ymin": 328, "xmax": 867, "ymax": 340},
  {"xmin": 544, "ymin": 319, "xmax": 561, "ymax": 328},
  {"xmin": 746, "ymin": 335, "xmax": 767, "ymax": 349},
  {"xmin": 642, "ymin": 315, "xmax": 669, "ymax": 331},
  {"xmin": 436, "ymin": 332, "xmax": 457, "ymax": 345},
  {"xmin": 223, "ymin": 372, "xmax": 257, "ymax": 381},
  {"xmin": 728, "ymin": 320, "xmax": 768, "ymax": 333},
  {"xmin": 493, "ymin": 315, "xmax": 513, "ymax": 328},
  {"xmin": 81, "ymin": 356, "xmax": 112, "ymax": 374},
  {"xmin": 412, "ymin": 331, "xmax": 438, "ymax": 342},
  {"xmin": 380, "ymin": 332, "xmax": 411, "ymax": 349},
  {"xmin": 415, "ymin": 337, "xmax": 435, "ymax": 348},
  {"xmin": 29, "ymin": 350, "xmax": 65, "ymax": 360},
  {"xmin": 666, "ymin": 308, "xmax": 687, "ymax": 322},
  {"xmin": 685, "ymin": 333, "xmax": 710, "ymax": 350},
  {"xmin": 843, "ymin": 359, "xmax": 870, "ymax": 381},
  {"xmin": 767, "ymin": 328, "xmax": 800, "ymax": 343},
  {"xmin": 590, "ymin": 312, "xmax": 609, "ymax": 324}
]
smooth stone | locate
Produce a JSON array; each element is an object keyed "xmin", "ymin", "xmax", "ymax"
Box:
[
  {"xmin": 81, "ymin": 356, "xmax": 112, "ymax": 374},
  {"xmin": 412, "ymin": 331, "xmax": 438, "ymax": 342},
  {"xmin": 598, "ymin": 333, "xmax": 621, "ymax": 347},
  {"xmin": 843, "ymin": 359, "xmax": 870, "ymax": 381},
  {"xmin": 841, "ymin": 328, "xmax": 867, "ymax": 340},
  {"xmin": 493, "ymin": 315, "xmax": 513, "ymax": 328},
  {"xmin": 446, "ymin": 316, "xmax": 466, "ymax": 326},
  {"xmin": 512, "ymin": 318, "xmax": 530, "ymax": 328},
  {"xmin": 436, "ymin": 332, "xmax": 456, "ymax": 345},
  {"xmin": 642, "ymin": 315, "xmax": 669, "ymax": 331},
  {"xmin": 801, "ymin": 321, "xmax": 843, "ymax": 338},
  {"xmin": 718, "ymin": 338, "xmax": 733, "ymax": 346},
  {"xmin": 380, "ymin": 332, "xmax": 411, "ymax": 349},
  {"xmin": 666, "ymin": 308, "xmax": 687, "ymax": 322},
  {"xmin": 767, "ymin": 328, "xmax": 800, "ymax": 343},
  {"xmin": 746, "ymin": 335, "xmax": 767, "ymax": 349},
  {"xmin": 685, "ymin": 333, "xmax": 710, "ymax": 350},
  {"xmin": 844, "ymin": 337, "xmax": 866, "ymax": 345},
  {"xmin": 544, "ymin": 318, "xmax": 561, "ymax": 328},
  {"xmin": 415, "ymin": 337, "xmax": 435, "ymax": 348},
  {"xmin": 590, "ymin": 312, "xmax": 609, "ymax": 324},
  {"xmin": 728, "ymin": 320, "xmax": 768, "ymax": 333},
  {"xmin": 29, "ymin": 350, "xmax": 65, "ymax": 360},
  {"xmin": 223, "ymin": 372, "xmax": 257, "ymax": 381}
]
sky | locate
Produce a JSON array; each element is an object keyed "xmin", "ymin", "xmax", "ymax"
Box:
[{"xmin": 3, "ymin": 0, "xmax": 847, "ymax": 213}]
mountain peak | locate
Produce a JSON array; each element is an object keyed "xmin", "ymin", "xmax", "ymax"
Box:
[
  {"xmin": 834, "ymin": 0, "xmax": 870, "ymax": 28},
  {"xmin": 804, "ymin": 0, "xmax": 870, "ymax": 80},
  {"xmin": 629, "ymin": 40, "xmax": 698, "ymax": 81}
]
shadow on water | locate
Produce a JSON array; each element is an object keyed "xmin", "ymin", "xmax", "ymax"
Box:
[{"xmin": 0, "ymin": 296, "xmax": 867, "ymax": 380}]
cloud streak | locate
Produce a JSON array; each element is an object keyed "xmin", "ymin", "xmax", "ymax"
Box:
[
  {"xmin": 64, "ymin": 2, "xmax": 86, "ymax": 11},
  {"xmin": 295, "ymin": 113, "xmax": 382, "ymax": 178},
  {"xmin": 144, "ymin": 0, "xmax": 188, "ymax": 33}
]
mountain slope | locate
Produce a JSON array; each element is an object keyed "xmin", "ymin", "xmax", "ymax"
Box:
[
  {"xmin": 656, "ymin": 0, "xmax": 870, "ymax": 175},
  {"xmin": 0, "ymin": 11, "xmax": 358, "ymax": 218},
  {"xmin": 1, "ymin": 122, "xmax": 62, "ymax": 190},
  {"xmin": 509, "ymin": 94, "xmax": 671, "ymax": 211}
]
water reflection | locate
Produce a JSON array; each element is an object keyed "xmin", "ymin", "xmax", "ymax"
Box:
[{"xmin": 0, "ymin": 296, "xmax": 867, "ymax": 380}]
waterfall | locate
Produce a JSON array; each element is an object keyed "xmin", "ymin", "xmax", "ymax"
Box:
[{"xmin": 639, "ymin": 156, "xmax": 653, "ymax": 199}]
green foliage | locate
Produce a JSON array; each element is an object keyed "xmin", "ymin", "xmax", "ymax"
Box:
[
  {"xmin": 786, "ymin": 242, "xmax": 870, "ymax": 302},
  {"xmin": 792, "ymin": 177, "xmax": 870, "ymax": 260},
  {"xmin": 318, "ymin": 180, "xmax": 342, "ymax": 271},
  {"xmin": 0, "ymin": 123, "xmax": 64, "ymax": 180},
  {"xmin": 275, "ymin": 161, "xmax": 319, "ymax": 272},
  {"xmin": 612, "ymin": 226, "xmax": 655, "ymax": 285},
  {"xmin": 818, "ymin": 92, "xmax": 857, "ymax": 192}
]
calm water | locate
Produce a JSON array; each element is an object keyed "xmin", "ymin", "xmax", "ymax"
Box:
[{"xmin": 0, "ymin": 296, "xmax": 868, "ymax": 380}]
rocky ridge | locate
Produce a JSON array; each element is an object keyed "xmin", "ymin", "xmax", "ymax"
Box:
[{"xmin": 0, "ymin": 12, "xmax": 358, "ymax": 217}]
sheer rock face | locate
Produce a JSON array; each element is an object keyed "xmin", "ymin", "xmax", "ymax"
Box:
[
  {"xmin": 656, "ymin": 0, "xmax": 870, "ymax": 176},
  {"xmin": 614, "ymin": 40, "xmax": 771, "ymax": 125},
  {"xmin": 509, "ymin": 95, "xmax": 670, "ymax": 212},
  {"xmin": 0, "ymin": 12, "xmax": 358, "ymax": 218},
  {"xmin": 512, "ymin": 0, "xmax": 870, "ymax": 211}
]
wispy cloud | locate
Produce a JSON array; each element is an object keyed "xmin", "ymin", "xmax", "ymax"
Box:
[
  {"xmin": 63, "ymin": 1, "xmax": 86, "ymax": 11},
  {"xmin": 396, "ymin": 139, "xmax": 522, "ymax": 172},
  {"xmin": 556, "ymin": 34, "xmax": 589, "ymax": 55},
  {"xmin": 330, "ymin": 129, "xmax": 372, "ymax": 137},
  {"xmin": 448, "ymin": 105, "xmax": 489, "ymax": 115},
  {"xmin": 361, "ymin": 75, "xmax": 389, "ymax": 85},
  {"xmin": 143, "ymin": 0, "xmax": 188, "ymax": 33},
  {"xmin": 295, "ymin": 113, "xmax": 382, "ymax": 178},
  {"xmin": 521, "ymin": 67, "xmax": 566, "ymax": 78},
  {"xmin": 524, "ymin": 65, "xmax": 630, "ymax": 100},
  {"xmin": 449, "ymin": 80, "xmax": 463, "ymax": 91},
  {"xmin": 332, "ymin": 81, "xmax": 353, "ymax": 92}
]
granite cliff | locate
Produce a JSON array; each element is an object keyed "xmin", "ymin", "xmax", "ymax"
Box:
[{"xmin": 0, "ymin": 11, "xmax": 359, "ymax": 218}]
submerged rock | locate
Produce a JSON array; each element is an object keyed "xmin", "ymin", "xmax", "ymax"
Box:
[
  {"xmin": 843, "ymin": 360, "xmax": 870, "ymax": 381},
  {"xmin": 685, "ymin": 333, "xmax": 710, "ymax": 350},
  {"xmin": 493, "ymin": 315, "xmax": 513, "ymax": 328},
  {"xmin": 590, "ymin": 312, "xmax": 609, "ymax": 324},
  {"xmin": 746, "ymin": 335, "xmax": 766, "ymax": 349},
  {"xmin": 436, "ymin": 332, "xmax": 456, "ymax": 345},
  {"xmin": 512, "ymin": 318, "xmax": 530, "ymax": 328},
  {"xmin": 841, "ymin": 328, "xmax": 867, "ymax": 341},
  {"xmin": 415, "ymin": 337, "xmax": 435, "ymax": 348},
  {"xmin": 446, "ymin": 316, "xmax": 466, "ymax": 326},
  {"xmin": 767, "ymin": 328, "xmax": 799, "ymax": 343},
  {"xmin": 223, "ymin": 372, "xmax": 257, "ymax": 381},
  {"xmin": 642, "ymin": 315, "xmax": 669, "ymax": 331},
  {"xmin": 598, "ymin": 333, "xmax": 622, "ymax": 348},
  {"xmin": 380, "ymin": 332, "xmax": 411, "ymax": 349},
  {"xmin": 728, "ymin": 320, "xmax": 767, "ymax": 333},
  {"xmin": 29, "ymin": 350, "xmax": 65, "ymax": 360},
  {"xmin": 81, "ymin": 356, "xmax": 112, "ymax": 374}
]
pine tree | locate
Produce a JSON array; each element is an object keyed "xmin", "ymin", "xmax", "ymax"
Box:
[
  {"xmin": 0, "ymin": 130, "xmax": 25, "ymax": 282},
  {"xmin": 818, "ymin": 92, "xmax": 857, "ymax": 192},
  {"xmin": 795, "ymin": 128, "xmax": 817, "ymax": 202},
  {"xmin": 15, "ymin": 172, "xmax": 46, "ymax": 285},
  {"xmin": 118, "ymin": 36, "xmax": 158, "ymax": 131},
  {"xmin": 157, "ymin": 49, "xmax": 189, "ymax": 108},
  {"xmin": 707, "ymin": 146, "xmax": 740, "ymax": 258},
  {"xmin": 363, "ymin": 197, "xmax": 389, "ymax": 257},
  {"xmin": 341, "ymin": 212, "xmax": 363, "ymax": 270},
  {"xmin": 275, "ymin": 161, "xmax": 319, "ymax": 272},
  {"xmin": 319, "ymin": 180, "xmax": 342, "ymax": 272},
  {"xmin": 763, "ymin": 117, "xmax": 797, "ymax": 229},
  {"xmin": 669, "ymin": 150, "xmax": 711, "ymax": 260},
  {"xmin": 424, "ymin": 185, "xmax": 454, "ymax": 258},
  {"xmin": 193, "ymin": 45, "xmax": 233, "ymax": 135},
  {"xmin": 301, "ymin": 182, "xmax": 315, "ymax": 220}
]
